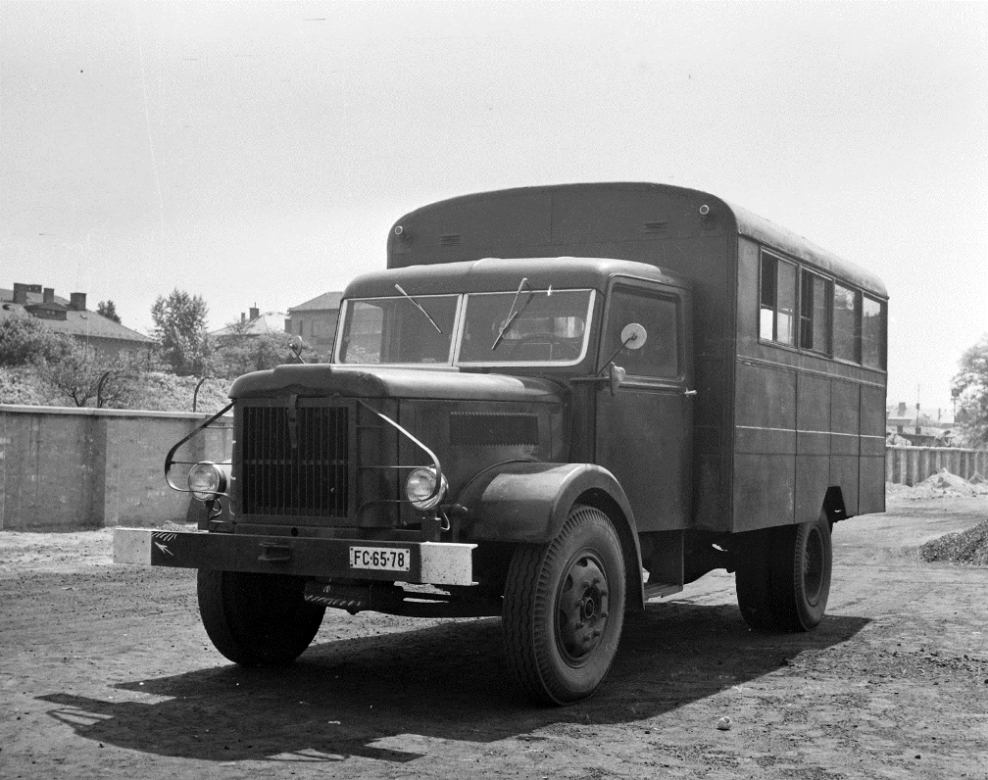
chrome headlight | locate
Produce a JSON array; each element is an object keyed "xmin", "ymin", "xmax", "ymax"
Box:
[
  {"xmin": 405, "ymin": 466, "xmax": 448, "ymax": 511},
  {"xmin": 188, "ymin": 461, "xmax": 229, "ymax": 502}
]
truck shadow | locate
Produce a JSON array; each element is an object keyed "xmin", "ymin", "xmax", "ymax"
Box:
[{"xmin": 38, "ymin": 601, "xmax": 868, "ymax": 764}]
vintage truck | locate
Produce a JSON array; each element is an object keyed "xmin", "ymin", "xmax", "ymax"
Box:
[{"xmin": 115, "ymin": 183, "xmax": 888, "ymax": 704}]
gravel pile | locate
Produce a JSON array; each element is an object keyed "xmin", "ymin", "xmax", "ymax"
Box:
[
  {"xmin": 920, "ymin": 519, "xmax": 988, "ymax": 566},
  {"xmin": 888, "ymin": 468, "xmax": 988, "ymax": 500}
]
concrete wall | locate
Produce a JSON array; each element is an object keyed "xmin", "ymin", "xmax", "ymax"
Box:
[
  {"xmin": 886, "ymin": 446, "xmax": 988, "ymax": 487},
  {"xmin": 0, "ymin": 404, "xmax": 231, "ymax": 531}
]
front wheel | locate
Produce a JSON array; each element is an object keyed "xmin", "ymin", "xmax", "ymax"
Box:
[
  {"xmin": 197, "ymin": 570, "xmax": 326, "ymax": 666},
  {"xmin": 502, "ymin": 505, "xmax": 627, "ymax": 705}
]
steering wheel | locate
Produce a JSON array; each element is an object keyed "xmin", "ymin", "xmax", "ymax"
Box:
[{"xmin": 509, "ymin": 333, "xmax": 579, "ymax": 361}]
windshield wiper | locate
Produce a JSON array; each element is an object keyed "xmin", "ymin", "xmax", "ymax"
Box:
[
  {"xmin": 491, "ymin": 277, "xmax": 534, "ymax": 351},
  {"xmin": 394, "ymin": 284, "xmax": 442, "ymax": 334}
]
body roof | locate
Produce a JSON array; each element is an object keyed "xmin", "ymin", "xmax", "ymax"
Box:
[{"xmin": 389, "ymin": 182, "xmax": 887, "ymax": 299}]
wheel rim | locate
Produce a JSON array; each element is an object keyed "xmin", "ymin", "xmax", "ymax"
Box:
[
  {"xmin": 802, "ymin": 526, "xmax": 825, "ymax": 605},
  {"xmin": 555, "ymin": 551, "xmax": 610, "ymax": 665}
]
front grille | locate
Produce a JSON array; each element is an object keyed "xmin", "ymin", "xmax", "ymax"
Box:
[{"xmin": 241, "ymin": 404, "xmax": 349, "ymax": 517}]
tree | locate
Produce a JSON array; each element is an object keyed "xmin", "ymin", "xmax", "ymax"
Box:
[
  {"xmin": 32, "ymin": 342, "xmax": 136, "ymax": 408},
  {"xmin": 210, "ymin": 318, "xmax": 313, "ymax": 378},
  {"xmin": 150, "ymin": 289, "xmax": 212, "ymax": 376},
  {"xmin": 0, "ymin": 316, "xmax": 72, "ymax": 367},
  {"xmin": 97, "ymin": 300, "xmax": 121, "ymax": 324},
  {"xmin": 952, "ymin": 333, "xmax": 988, "ymax": 447}
]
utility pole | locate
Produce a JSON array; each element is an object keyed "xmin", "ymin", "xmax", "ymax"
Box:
[{"xmin": 916, "ymin": 384, "xmax": 921, "ymax": 434}]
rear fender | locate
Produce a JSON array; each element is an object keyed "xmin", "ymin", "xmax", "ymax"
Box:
[{"xmin": 455, "ymin": 461, "xmax": 645, "ymax": 609}]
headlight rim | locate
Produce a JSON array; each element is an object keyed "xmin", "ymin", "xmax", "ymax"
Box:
[
  {"xmin": 405, "ymin": 466, "xmax": 448, "ymax": 511},
  {"xmin": 187, "ymin": 461, "xmax": 228, "ymax": 503}
]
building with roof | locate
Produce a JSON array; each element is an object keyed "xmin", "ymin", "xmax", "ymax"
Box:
[
  {"xmin": 886, "ymin": 401, "xmax": 957, "ymax": 447},
  {"xmin": 1, "ymin": 282, "xmax": 153, "ymax": 359},
  {"xmin": 286, "ymin": 291, "xmax": 342, "ymax": 356},
  {"xmin": 210, "ymin": 306, "xmax": 290, "ymax": 342}
]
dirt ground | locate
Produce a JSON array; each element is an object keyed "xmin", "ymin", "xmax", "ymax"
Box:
[{"xmin": 2, "ymin": 490, "xmax": 987, "ymax": 780}]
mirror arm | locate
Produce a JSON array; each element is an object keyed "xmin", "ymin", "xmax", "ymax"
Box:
[{"xmin": 572, "ymin": 363, "xmax": 627, "ymax": 395}]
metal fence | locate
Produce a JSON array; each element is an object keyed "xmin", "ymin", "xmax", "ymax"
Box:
[{"xmin": 886, "ymin": 446, "xmax": 988, "ymax": 486}]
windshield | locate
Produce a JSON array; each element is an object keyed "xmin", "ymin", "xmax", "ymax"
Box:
[
  {"xmin": 337, "ymin": 295, "xmax": 459, "ymax": 364},
  {"xmin": 458, "ymin": 289, "xmax": 592, "ymax": 365},
  {"xmin": 336, "ymin": 288, "xmax": 594, "ymax": 366}
]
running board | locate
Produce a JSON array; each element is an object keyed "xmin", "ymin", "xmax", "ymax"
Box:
[{"xmin": 643, "ymin": 581, "xmax": 683, "ymax": 601}]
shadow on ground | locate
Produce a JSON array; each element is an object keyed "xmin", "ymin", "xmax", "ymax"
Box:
[{"xmin": 39, "ymin": 601, "xmax": 868, "ymax": 764}]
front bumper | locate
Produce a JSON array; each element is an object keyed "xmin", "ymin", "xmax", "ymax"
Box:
[{"xmin": 113, "ymin": 529, "xmax": 477, "ymax": 586}]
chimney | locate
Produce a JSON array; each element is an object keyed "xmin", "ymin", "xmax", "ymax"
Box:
[
  {"xmin": 13, "ymin": 283, "xmax": 29, "ymax": 304},
  {"xmin": 241, "ymin": 312, "xmax": 246, "ymax": 324},
  {"xmin": 69, "ymin": 292, "xmax": 87, "ymax": 311},
  {"xmin": 43, "ymin": 288, "xmax": 55, "ymax": 304},
  {"xmin": 897, "ymin": 402, "xmax": 906, "ymax": 417},
  {"xmin": 249, "ymin": 306, "xmax": 260, "ymax": 321}
]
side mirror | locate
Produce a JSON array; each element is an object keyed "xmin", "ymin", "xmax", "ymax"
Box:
[
  {"xmin": 608, "ymin": 364, "xmax": 626, "ymax": 396},
  {"xmin": 288, "ymin": 335, "xmax": 307, "ymax": 364}
]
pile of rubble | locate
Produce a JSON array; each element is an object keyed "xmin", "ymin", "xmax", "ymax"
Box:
[
  {"xmin": 887, "ymin": 468, "xmax": 988, "ymax": 500},
  {"xmin": 899, "ymin": 468, "xmax": 988, "ymax": 566},
  {"xmin": 921, "ymin": 519, "xmax": 988, "ymax": 566}
]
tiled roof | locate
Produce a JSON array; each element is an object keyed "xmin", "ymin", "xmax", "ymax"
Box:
[
  {"xmin": 288, "ymin": 291, "xmax": 343, "ymax": 313},
  {"xmin": 211, "ymin": 311, "xmax": 288, "ymax": 338},
  {"xmin": 0, "ymin": 290, "xmax": 152, "ymax": 343}
]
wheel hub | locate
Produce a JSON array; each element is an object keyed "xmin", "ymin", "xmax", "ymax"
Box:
[{"xmin": 557, "ymin": 555, "xmax": 609, "ymax": 662}]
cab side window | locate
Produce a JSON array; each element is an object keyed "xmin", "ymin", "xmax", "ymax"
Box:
[{"xmin": 604, "ymin": 287, "xmax": 680, "ymax": 378}]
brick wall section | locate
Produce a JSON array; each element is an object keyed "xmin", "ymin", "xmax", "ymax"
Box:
[{"xmin": 0, "ymin": 405, "xmax": 231, "ymax": 531}]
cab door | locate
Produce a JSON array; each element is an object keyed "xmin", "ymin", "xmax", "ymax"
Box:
[{"xmin": 594, "ymin": 280, "xmax": 693, "ymax": 532}]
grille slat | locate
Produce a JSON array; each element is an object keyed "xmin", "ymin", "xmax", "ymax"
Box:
[{"xmin": 241, "ymin": 404, "xmax": 350, "ymax": 518}]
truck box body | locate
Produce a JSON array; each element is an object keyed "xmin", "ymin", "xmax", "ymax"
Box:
[{"xmin": 385, "ymin": 182, "xmax": 888, "ymax": 534}]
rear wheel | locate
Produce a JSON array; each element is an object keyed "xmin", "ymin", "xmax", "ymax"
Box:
[
  {"xmin": 502, "ymin": 505, "xmax": 626, "ymax": 705},
  {"xmin": 735, "ymin": 528, "xmax": 779, "ymax": 630},
  {"xmin": 735, "ymin": 516, "xmax": 832, "ymax": 632},
  {"xmin": 197, "ymin": 570, "xmax": 325, "ymax": 666}
]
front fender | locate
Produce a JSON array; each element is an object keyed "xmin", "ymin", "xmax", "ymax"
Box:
[
  {"xmin": 455, "ymin": 461, "xmax": 645, "ymax": 609},
  {"xmin": 456, "ymin": 461, "xmax": 632, "ymax": 543}
]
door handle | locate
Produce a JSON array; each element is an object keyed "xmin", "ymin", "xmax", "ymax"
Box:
[{"xmin": 684, "ymin": 389, "xmax": 698, "ymax": 397}]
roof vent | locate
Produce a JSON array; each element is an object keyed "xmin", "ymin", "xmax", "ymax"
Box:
[{"xmin": 439, "ymin": 233, "xmax": 462, "ymax": 247}]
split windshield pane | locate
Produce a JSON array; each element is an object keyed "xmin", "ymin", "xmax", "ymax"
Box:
[
  {"xmin": 458, "ymin": 289, "xmax": 593, "ymax": 365},
  {"xmin": 338, "ymin": 295, "xmax": 458, "ymax": 364}
]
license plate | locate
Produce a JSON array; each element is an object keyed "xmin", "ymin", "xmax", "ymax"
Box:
[{"xmin": 349, "ymin": 546, "xmax": 411, "ymax": 572}]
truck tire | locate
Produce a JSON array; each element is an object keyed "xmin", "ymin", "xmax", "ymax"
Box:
[
  {"xmin": 735, "ymin": 528, "xmax": 779, "ymax": 630},
  {"xmin": 735, "ymin": 516, "xmax": 832, "ymax": 632},
  {"xmin": 197, "ymin": 570, "xmax": 325, "ymax": 666},
  {"xmin": 502, "ymin": 504, "xmax": 626, "ymax": 705},
  {"xmin": 772, "ymin": 515, "xmax": 832, "ymax": 631}
]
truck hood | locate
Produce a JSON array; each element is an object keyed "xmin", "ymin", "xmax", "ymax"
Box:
[{"xmin": 230, "ymin": 364, "xmax": 564, "ymax": 404}]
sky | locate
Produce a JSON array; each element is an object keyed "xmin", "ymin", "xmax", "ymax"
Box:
[{"xmin": 2, "ymin": 1, "xmax": 986, "ymax": 415}]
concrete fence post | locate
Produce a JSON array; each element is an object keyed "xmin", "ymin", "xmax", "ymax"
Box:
[{"xmin": 884, "ymin": 445, "xmax": 988, "ymax": 487}]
